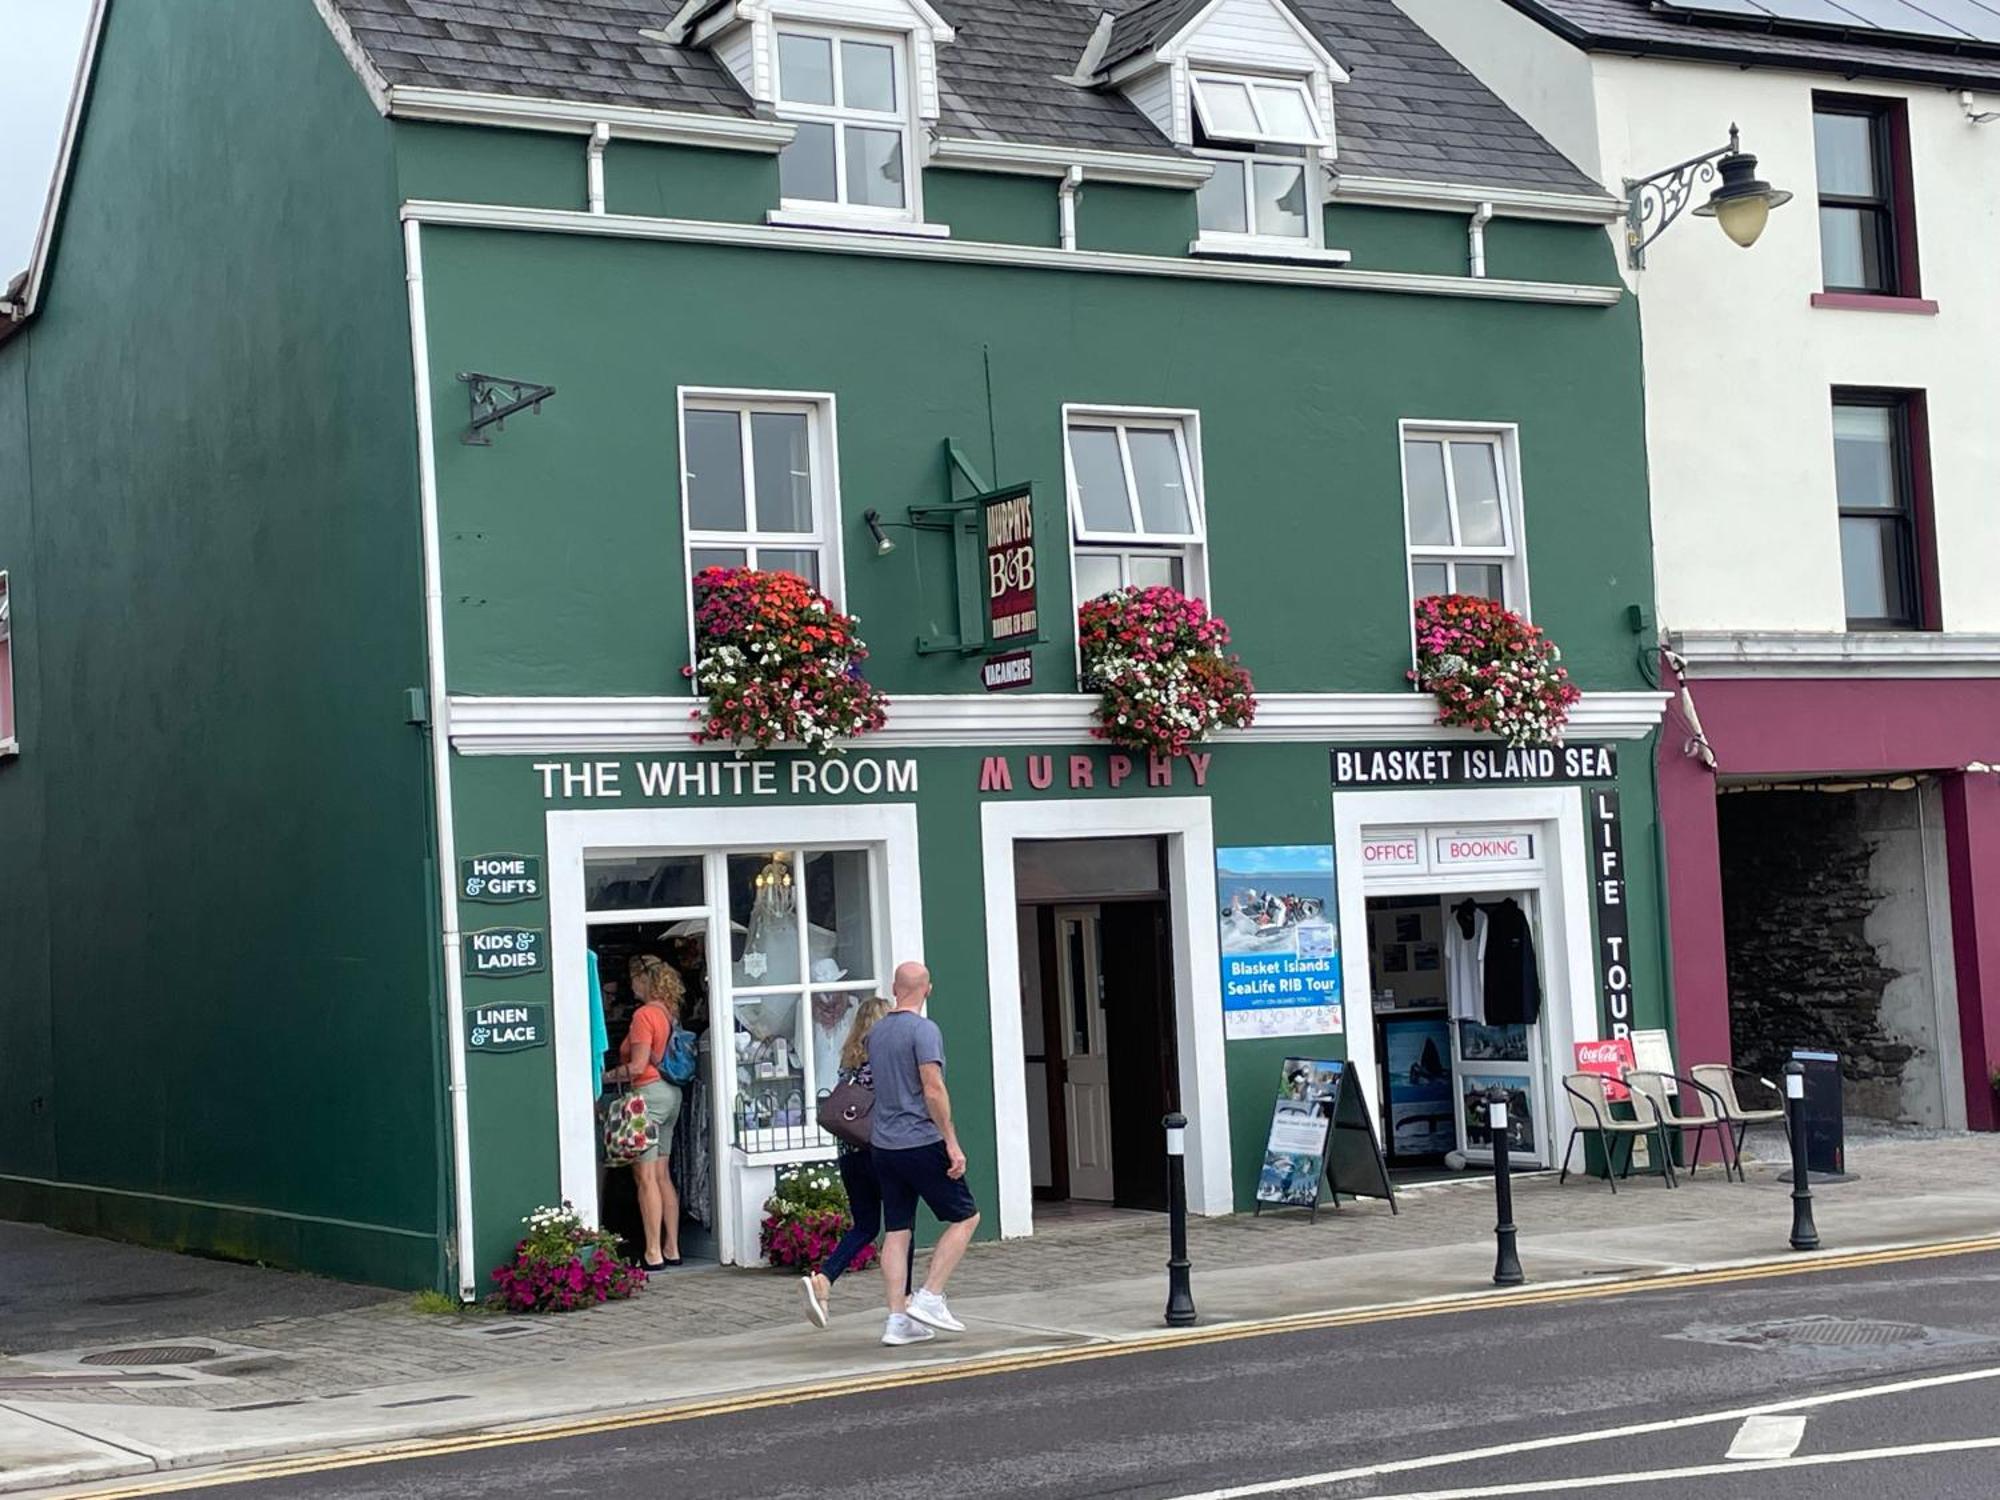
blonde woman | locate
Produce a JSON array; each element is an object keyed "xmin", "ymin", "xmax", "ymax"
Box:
[
  {"xmin": 799, "ymin": 995, "xmax": 893, "ymax": 1328},
  {"xmin": 605, "ymin": 955, "xmax": 684, "ymax": 1271}
]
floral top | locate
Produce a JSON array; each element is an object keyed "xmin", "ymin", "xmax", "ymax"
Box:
[{"xmin": 835, "ymin": 1061, "xmax": 871, "ymax": 1156}]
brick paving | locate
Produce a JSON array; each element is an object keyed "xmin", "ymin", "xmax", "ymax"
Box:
[{"xmin": 4, "ymin": 1128, "xmax": 1991, "ymax": 1414}]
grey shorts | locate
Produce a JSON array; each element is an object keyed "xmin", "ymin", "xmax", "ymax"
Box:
[{"xmin": 635, "ymin": 1080, "xmax": 682, "ymax": 1164}]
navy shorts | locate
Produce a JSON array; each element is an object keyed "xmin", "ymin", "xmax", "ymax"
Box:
[{"xmin": 874, "ymin": 1141, "xmax": 979, "ymax": 1233}]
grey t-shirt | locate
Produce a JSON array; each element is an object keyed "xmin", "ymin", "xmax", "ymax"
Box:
[{"xmin": 867, "ymin": 1008, "xmax": 945, "ymax": 1150}]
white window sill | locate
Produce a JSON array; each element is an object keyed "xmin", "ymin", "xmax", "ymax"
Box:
[
  {"xmin": 1189, "ymin": 237, "xmax": 1352, "ymax": 266},
  {"xmin": 731, "ymin": 1139, "xmax": 838, "ymax": 1168},
  {"xmin": 767, "ymin": 209, "xmax": 951, "ymax": 239}
]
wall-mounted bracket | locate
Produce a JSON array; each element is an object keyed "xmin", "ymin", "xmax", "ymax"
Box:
[
  {"xmin": 457, "ymin": 372, "xmax": 556, "ymax": 445},
  {"xmin": 909, "ymin": 440, "xmax": 1042, "ymax": 657}
]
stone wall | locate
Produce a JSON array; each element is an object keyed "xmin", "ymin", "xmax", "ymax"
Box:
[{"xmin": 1718, "ymin": 787, "xmax": 1934, "ymax": 1121}]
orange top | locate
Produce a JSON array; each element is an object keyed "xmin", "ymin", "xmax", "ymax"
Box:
[{"xmin": 627, "ymin": 1004, "xmax": 670, "ymax": 1087}]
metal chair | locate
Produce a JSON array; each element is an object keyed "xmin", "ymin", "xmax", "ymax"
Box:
[
  {"xmin": 1560, "ymin": 1073, "xmax": 1675, "ymax": 1191},
  {"xmin": 1690, "ymin": 1064, "xmax": 1786, "ymax": 1177},
  {"xmin": 1624, "ymin": 1069, "xmax": 1734, "ymax": 1181}
]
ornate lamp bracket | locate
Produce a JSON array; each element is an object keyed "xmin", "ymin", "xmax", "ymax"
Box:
[
  {"xmin": 1624, "ymin": 126, "xmax": 1739, "ymax": 271},
  {"xmin": 458, "ymin": 372, "xmax": 556, "ymax": 445}
]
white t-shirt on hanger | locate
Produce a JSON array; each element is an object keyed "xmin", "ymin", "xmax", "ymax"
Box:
[{"xmin": 1445, "ymin": 906, "xmax": 1487, "ymax": 1023}]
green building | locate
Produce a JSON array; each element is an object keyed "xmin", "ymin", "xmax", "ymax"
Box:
[{"xmin": 0, "ymin": 0, "xmax": 1669, "ymax": 1294}]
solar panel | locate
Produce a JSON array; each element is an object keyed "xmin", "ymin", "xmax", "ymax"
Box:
[{"xmin": 1657, "ymin": 0, "xmax": 2000, "ymax": 44}]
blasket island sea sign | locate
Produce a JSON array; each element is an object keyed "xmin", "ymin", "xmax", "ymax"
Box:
[
  {"xmin": 467, "ymin": 1003, "xmax": 548, "ymax": 1053},
  {"xmin": 462, "ymin": 926, "xmax": 546, "ymax": 978}
]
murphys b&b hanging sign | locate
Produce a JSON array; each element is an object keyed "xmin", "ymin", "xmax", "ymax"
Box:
[{"xmin": 983, "ymin": 485, "xmax": 1038, "ymax": 649}]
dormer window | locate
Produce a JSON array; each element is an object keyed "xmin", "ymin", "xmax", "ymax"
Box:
[
  {"xmin": 775, "ymin": 27, "xmax": 913, "ymax": 220},
  {"xmin": 1190, "ymin": 71, "xmax": 1328, "ymax": 247}
]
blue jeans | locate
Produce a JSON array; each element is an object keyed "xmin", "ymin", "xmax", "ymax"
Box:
[{"xmin": 823, "ymin": 1148, "xmax": 883, "ymax": 1285}]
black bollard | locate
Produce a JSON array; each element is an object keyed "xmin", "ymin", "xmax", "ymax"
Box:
[
  {"xmin": 1784, "ymin": 1061, "xmax": 1820, "ymax": 1251},
  {"xmin": 1487, "ymin": 1085, "xmax": 1525, "ymax": 1286},
  {"xmin": 1163, "ymin": 1112, "xmax": 1197, "ymax": 1326}
]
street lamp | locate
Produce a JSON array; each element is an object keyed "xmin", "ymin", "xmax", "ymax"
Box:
[{"xmin": 1625, "ymin": 125, "xmax": 1791, "ymax": 269}]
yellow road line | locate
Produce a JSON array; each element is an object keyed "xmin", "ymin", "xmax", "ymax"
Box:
[{"xmin": 62, "ymin": 1235, "xmax": 2000, "ymax": 1499}]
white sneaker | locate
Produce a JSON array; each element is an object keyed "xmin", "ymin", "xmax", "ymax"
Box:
[
  {"xmin": 907, "ymin": 1289, "xmax": 966, "ymax": 1333},
  {"xmin": 881, "ymin": 1313, "xmax": 935, "ymax": 1346},
  {"xmin": 798, "ymin": 1275, "xmax": 829, "ymax": 1330}
]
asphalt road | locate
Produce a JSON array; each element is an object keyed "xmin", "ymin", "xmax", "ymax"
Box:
[{"xmin": 148, "ymin": 1247, "xmax": 2000, "ymax": 1500}]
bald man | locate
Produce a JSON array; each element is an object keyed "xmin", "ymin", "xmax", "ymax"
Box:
[{"xmin": 865, "ymin": 960, "xmax": 980, "ymax": 1346}]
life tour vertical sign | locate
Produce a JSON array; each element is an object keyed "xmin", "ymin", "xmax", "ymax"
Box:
[{"xmin": 1591, "ymin": 788, "xmax": 1633, "ymax": 1039}]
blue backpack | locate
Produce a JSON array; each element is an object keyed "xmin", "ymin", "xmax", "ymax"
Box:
[{"xmin": 658, "ymin": 1022, "xmax": 699, "ymax": 1085}]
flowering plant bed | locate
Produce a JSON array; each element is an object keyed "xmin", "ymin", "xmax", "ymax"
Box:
[
  {"xmin": 491, "ymin": 1203, "xmax": 646, "ymax": 1313},
  {"xmin": 1409, "ymin": 594, "xmax": 1580, "ymax": 749},
  {"xmin": 760, "ymin": 1163, "xmax": 877, "ymax": 1273},
  {"xmin": 686, "ymin": 568, "xmax": 889, "ymax": 753},
  {"xmin": 1077, "ymin": 586, "xmax": 1256, "ymax": 756}
]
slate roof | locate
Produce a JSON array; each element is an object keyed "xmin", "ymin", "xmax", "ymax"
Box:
[
  {"xmin": 323, "ymin": 0, "xmax": 1608, "ymax": 194},
  {"xmin": 1506, "ymin": 0, "xmax": 2000, "ymax": 88},
  {"xmin": 1099, "ymin": 0, "xmax": 1205, "ymax": 70}
]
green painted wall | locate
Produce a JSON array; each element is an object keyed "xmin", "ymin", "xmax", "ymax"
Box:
[
  {"xmin": 448, "ymin": 742, "xmax": 1670, "ymax": 1272},
  {"xmin": 1076, "ymin": 181, "xmax": 1199, "ymax": 256},
  {"xmin": 397, "ymin": 122, "xmax": 587, "ymax": 212},
  {"xmin": 0, "ymin": 0, "xmax": 445, "ymax": 1288},
  {"xmin": 416, "ymin": 226, "xmax": 1651, "ymax": 703},
  {"xmin": 925, "ymin": 170, "xmax": 1060, "ymax": 247}
]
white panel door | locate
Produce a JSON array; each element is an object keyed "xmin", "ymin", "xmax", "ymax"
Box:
[{"xmin": 1056, "ymin": 906, "xmax": 1115, "ymax": 1201}]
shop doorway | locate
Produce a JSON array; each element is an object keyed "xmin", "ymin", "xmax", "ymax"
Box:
[
  {"xmin": 584, "ymin": 915, "xmax": 720, "ymax": 1265},
  {"xmin": 1364, "ymin": 890, "xmax": 1552, "ymax": 1177},
  {"xmin": 1016, "ymin": 839, "xmax": 1179, "ymax": 1215},
  {"xmin": 1717, "ymin": 781, "xmax": 1966, "ymax": 1129}
]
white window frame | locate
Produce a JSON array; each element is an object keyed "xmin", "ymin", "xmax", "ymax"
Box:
[
  {"xmin": 1062, "ymin": 405, "xmax": 1210, "ymax": 657},
  {"xmin": 677, "ymin": 388, "xmax": 845, "ymax": 678},
  {"xmin": 0, "ymin": 571, "xmax": 14, "ymax": 756},
  {"xmin": 1398, "ymin": 420, "xmax": 1531, "ymax": 631},
  {"xmin": 1188, "ymin": 69, "xmax": 1327, "ymax": 254},
  {"xmin": 772, "ymin": 23, "xmax": 923, "ymax": 228}
]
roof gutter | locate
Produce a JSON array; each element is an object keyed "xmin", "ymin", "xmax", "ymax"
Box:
[
  {"xmin": 1332, "ymin": 173, "xmax": 1625, "ymax": 224},
  {"xmin": 385, "ymin": 86, "xmax": 795, "ymax": 153},
  {"xmin": 927, "ymin": 135, "xmax": 1213, "ymax": 187}
]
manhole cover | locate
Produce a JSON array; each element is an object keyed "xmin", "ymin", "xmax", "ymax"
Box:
[
  {"xmin": 1763, "ymin": 1319, "xmax": 1928, "ymax": 1347},
  {"xmin": 79, "ymin": 1344, "xmax": 220, "ymax": 1367}
]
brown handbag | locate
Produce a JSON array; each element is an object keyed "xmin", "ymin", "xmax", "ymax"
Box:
[{"xmin": 816, "ymin": 1077, "xmax": 874, "ymax": 1149}]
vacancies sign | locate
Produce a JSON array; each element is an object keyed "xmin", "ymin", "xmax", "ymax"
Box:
[{"xmin": 1331, "ymin": 743, "xmax": 1617, "ymax": 788}]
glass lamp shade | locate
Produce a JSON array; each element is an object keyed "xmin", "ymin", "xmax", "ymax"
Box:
[{"xmin": 1692, "ymin": 147, "xmax": 1791, "ymax": 250}]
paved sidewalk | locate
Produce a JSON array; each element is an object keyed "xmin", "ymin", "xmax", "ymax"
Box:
[{"xmin": 2, "ymin": 1128, "xmax": 1995, "ymax": 1494}]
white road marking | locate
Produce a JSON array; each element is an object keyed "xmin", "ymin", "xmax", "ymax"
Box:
[
  {"xmin": 1725, "ymin": 1415, "xmax": 1808, "ymax": 1460},
  {"xmin": 1160, "ymin": 1363, "xmax": 2000, "ymax": 1500},
  {"xmin": 1349, "ymin": 1435, "xmax": 2000, "ymax": 1499}
]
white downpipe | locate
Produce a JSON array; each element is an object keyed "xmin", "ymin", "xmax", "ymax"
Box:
[
  {"xmin": 587, "ymin": 122, "xmax": 610, "ymax": 215},
  {"xmin": 1468, "ymin": 201, "xmax": 1494, "ymax": 278},
  {"xmin": 1058, "ymin": 165, "xmax": 1082, "ymax": 252},
  {"xmin": 403, "ymin": 219, "xmax": 480, "ymax": 1300}
]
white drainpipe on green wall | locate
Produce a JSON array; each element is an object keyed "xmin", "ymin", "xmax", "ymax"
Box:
[
  {"xmin": 588, "ymin": 122, "xmax": 610, "ymax": 215},
  {"xmin": 402, "ymin": 218, "xmax": 480, "ymax": 1301}
]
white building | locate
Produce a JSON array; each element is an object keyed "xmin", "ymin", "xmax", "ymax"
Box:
[{"xmin": 1397, "ymin": 0, "xmax": 2000, "ymax": 1134}]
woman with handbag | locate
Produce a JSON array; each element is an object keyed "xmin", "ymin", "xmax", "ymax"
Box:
[
  {"xmin": 799, "ymin": 995, "xmax": 892, "ymax": 1329},
  {"xmin": 604, "ymin": 955, "xmax": 685, "ymax": 1272}
]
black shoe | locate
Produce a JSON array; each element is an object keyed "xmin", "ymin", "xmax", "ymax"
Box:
[{"xmin": 641, "ymin": 1259, "xmax": 671, "ymax": 1273}]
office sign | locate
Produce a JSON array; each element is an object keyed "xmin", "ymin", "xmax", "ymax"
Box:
[
  {"xmin": 463, "ymin": 926, "xmax": 545, "ymax": 977},
  {"xmin": 1332, "ymin": 743, "xmax": 1617, "ymax": 788},
  {"xmin": 460, "ymin": 853, "xmax": 542, "ymax": 903},
  {"xmin": 982, "ymin": 485, "xmax": 1039, "ymax": 648}
]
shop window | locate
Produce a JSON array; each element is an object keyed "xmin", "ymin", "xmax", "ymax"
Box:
[
  {"xmin": 728, "ymin": 847, "xmax": 881, "ymax": 1152},
  {"xmin": 1813, "ymin": 95, "xmax": 1917, "ymax": 297},
  {"xmin": 679, "ymin": 392, "xmax": 840, "ymax": 622},
  {"xmin": 1400, "ymin": 427, "xmax": 1525, "ymax": 611},
  {"xmin": 0, "ymin": 572, "xmax": 13, "ymax": 753},
  {"xmin": 585, "ymin": 854, "xmax": 704, "ymax": 913},
  {"xmin": 775, "ymin": 27, "xmax": 916, "ymax": 223},
  {"xmin": 1190, "ymin": 72, "xmax": 1328, "ymax": 251},
  {"xmin": 1833, "ymin": 391, "xmax": 1933, "ymax": 631},
  {"xmin": 1063, "ymin": 410, "xmax": 1207, "ymax": 604}
]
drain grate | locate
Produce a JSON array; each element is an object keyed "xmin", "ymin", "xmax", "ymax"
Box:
[
  {"xmin": 78, "ymin": 1344, "xmax": 220, "ymax": 1367},
  {"xmin": 1761, "ymin": 1319, "xmax": 1929, "ymax": 1348}
]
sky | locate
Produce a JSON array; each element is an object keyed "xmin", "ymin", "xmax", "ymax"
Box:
[{"xmin": 1, "ymin": 0, "xmax": 93, "ymax": 279}]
